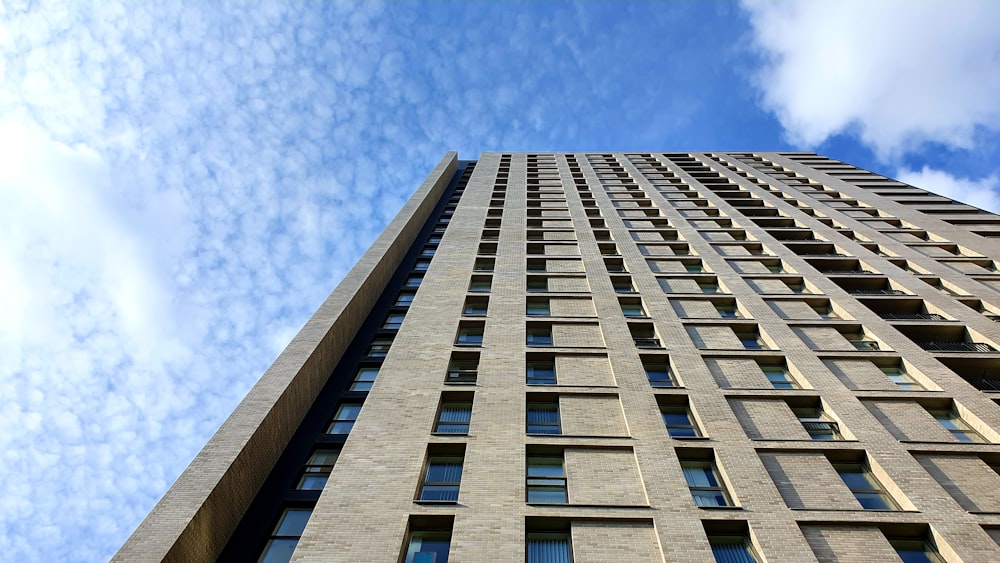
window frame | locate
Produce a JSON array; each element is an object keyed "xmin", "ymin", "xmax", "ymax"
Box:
[
  {"xmin": 526, "ymin": 455, "xmax": 568, "ymax": 504},
  {"xmin": 928, "ymin": 408, "xmax": 986, "ymax": 443},
  {"xmin": 662, "ymin": 405, "xmax": 700, "ymax": 438},
  {"xmin": 327, "ymin": 403, "xmax": 362, "ymax": 435},
  {"xmin": 349, "ymin": 367, "xmax": 379, "ymax": 392},
  {"xmin": 258, "ymin": 507, "xmax": 313, "ymax": 563},
  {"xmin": 832, "ymin": 461, "xmax": 898, "ymax": 510},
  {"xmin": 526, "ymin": 360, "xmax": 557, "ymax": 385},
  {"xmin": 418, "ymin": 455, "xmax": 464, "ymax": 503},
  {"xmin": 434, "ymin": 401, "xmax": 472, "ymax": 435},
  {"xmin": 526, "ymin": 402, "xmax": 561, "ymax": 435},
  {"xmin": 680, "ymin": 459, "xmax": 732, "ymax": 507},
  {"xmin": 295, "ymin": 449, "xmax": 340, "ymax": 491}
]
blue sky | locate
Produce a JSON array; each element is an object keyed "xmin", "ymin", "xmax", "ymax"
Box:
[{"xmin": 1, "ymin": 1, "xmax": 999, "ymax": 560}]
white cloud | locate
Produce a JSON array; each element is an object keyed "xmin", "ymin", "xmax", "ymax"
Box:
[
  {"xmin": 741, "ymin": 0, "xmax": 1000, "ymax": 157},
  {"xmin": 896, "ymin": 166, "xmax": 1000, "ymax": 215}
]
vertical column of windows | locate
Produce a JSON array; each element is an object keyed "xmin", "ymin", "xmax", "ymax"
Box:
[{"xmin": 240, "ymin": 162, "xmax": 478, "ymax": 562}]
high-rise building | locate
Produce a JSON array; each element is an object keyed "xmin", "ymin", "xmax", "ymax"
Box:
[{"xmin": 116, "ymin": 152, "xmax": 1000, "ymax": 562}]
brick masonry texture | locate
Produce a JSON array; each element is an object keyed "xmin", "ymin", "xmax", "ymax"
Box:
[{"xmin": 117, "ymin": 152, "xmax": 1000, "ymax": 562}]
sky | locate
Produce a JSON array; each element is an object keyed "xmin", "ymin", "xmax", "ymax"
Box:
[{"xmin": 1, "ymin": 0, "xmax": 999, "ymax": 560}]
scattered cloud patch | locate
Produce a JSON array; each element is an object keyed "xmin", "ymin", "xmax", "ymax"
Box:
[
  {"xmin": 741, "ymin": 0, "xmax": 1000, "ymax": 158},
  {"xmin": 896, "ymin": 166, "xmax": 1000, "ymax": 214}
]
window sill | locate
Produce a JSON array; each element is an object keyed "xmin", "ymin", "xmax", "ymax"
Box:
[
  {"xmin": 414, "ymin": 500, "xmax": 458, "ymax": 506},
  {"xmin": 526, "ymin": 433, "xmax": 632, "ymax": 440},
  {"xmin": 672, "ymin": 436, "xmax": 711, "ymax": 441},
  {"xmin": 430, "ymin": 432, "xmax": 469, "ymax": 437},
  {"xmin": 697, "ymin": 505, "xmax": 742, "ymax": 511},
  {"xmin": 898, "ymin": 439, "xmax": 990, "ymax": 445},
  {"xmin": 788, "ymin": 508, "xmax": 917, "ymax": 513},
  {"xmin": 527, "ymin": 502, "xmax": 650, "ymax": 509}
]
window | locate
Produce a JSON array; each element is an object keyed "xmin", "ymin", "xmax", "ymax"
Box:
[
  {"xmin": 620, "ymin": 298, "xmax": 646, "ymax": 317},
  {"xmin": 699, "ymin": 281, "xmax": 720, "ymax": 294},
  {"xmin": 469, "ymin": 276, "xmax": 492, "ymax": 292},
  {"xmin": 526, "ymin": 298, "xmax": 550, "ymax": 316},
  {"xmin": 685, "ymin": 262, "xmax": 704, "ymax": 273},
  {"xmin": 383, "ymin": 314, "xmax": 405, "ymax": 330},
  {"xmin": 929, "ymin": 409, "xmax": 985, "ymax": 443},
  {"xmin": 662, "ymin": 406, "xmax": 700, "ymax": 438},
  {"xmin": 327, "ymin": 404, "xmax": 361, "ymax": 434},
  {"xmin": 419, "ymin": 455, "xmax": 464, "ymax": 502},
  {"xmin": 527, "ymin": 402, "xmax": 561, "ymax": 434},
  {"xmin": 526, "ymin": 326, "xmax": 553, "ymax": 347},
  {"xmin": 435, "ymin": 401, "xmax": 472, "ymax": 434},
  {"xmin": 296, "ymin": 449, "xmax": 339, "ymax": 490},
  {"xmin": 473, "ymin": 258, "xmax": 494, "ymax": 272},
  {"xmin": 455, "ymin": 325, "xmax": 484, "ymax": 346},
  {"xmin": 888, "ymin": 538, "xmax": 945, "ymax": 563},
  {"xmin": 612, "ymin": 276, "xmax": 635, "ymax": 293},
  {"xmin": 420, "ymin": 246, "xmax": 436, "ymax": 257},
  {"xmin": 446, "ymin": 356, "xmax": 479, "ymax": 384},
  {"xmin": 631, "ymin": 324, "xmax": 661, "ymax": 348},
  {"xmin": 761, "ymin": 365, "xmax": 797, "ymax": 389},
  {"xmin": 527, "ymin": 360, "xmax": 556, "ymax": 385},
  {"xmin": 526, "ymin": 533, "xmax": 571, "ymax": 563},
  {"xmin": 349, "ymin": 367, "xmax": 379, "ymax": 392},
  {"xmin": 404, "ymin": 530, "xmax": 451, "ymax": 563},
  {"xmin": 882, "ymin": 366, "xmax": 923, "ymax": 390},
  {"xmin": 738, "ymin": 333, "xmax": 764, "ymax": 350},
  {"xmin": 833, "ymin": 462, "xmax": 897, "ymax": 510},
  {"xmin": 681, "ymin": 460, "xmax": 731, "ymax": 507},
  {"xmin": 527, "ymin": 277, "xmax": 548, "ymax": 292},
  {"xmin": 708, "ymin": 535, "xmax": 759, "ymax": 563},
  {"xmin": 463, "ymin": 298, "xmax": 488, "ymax": 316},
  {"xmin": 396, "ymin": 292, "xmax": 416, "ymax": 307},
  {"xmin": 793, "ymin": 407, "xmax": 841, "ymax": 440},
  {"xmin": 644, "ymin": 358, "xmax": 676, "ymax": 387},
  {"xmin": 526, "ymin": 456, "xmax": 567, "ymax": 503},
  {"xmin": 367, "ymin": 338, "xmax": 393, "ymax": 357},
  {"xmin": 404, "ymin": 275, "xmax": 423, "ymax": 288},
  {"xmin": 715, "ymin": 304, "xmax": 740, "ymax": 318},
  {"xmin": 258, "ymin": 508, "xmax": 312, "ymax": 563},
  {"xmin": 413, "ymin": 259, "xmax": 431, "ymax": 271}
]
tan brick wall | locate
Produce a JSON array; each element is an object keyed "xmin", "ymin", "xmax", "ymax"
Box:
[
  {"xmin": 748, "ymin": 278, "xmax": 793, "ymax": 294},
  {"xmin": 571, "ymin": 521, "xmax": 663, "ymax": 562},
  {"xmin": 730, "ymin": 399, "xmax": 811, "ymax": 440},
  {"xmin": 542, "ymin": 243, "xmax": 580, "ymax": 256},
  {"xmin": 549, "ymin": 297, "xmax": 596, "ymax": 317},
  {"xmin": 565, "ymin": 448, "xmax": 646, "ymax": 506},
  {"xmin": 865, "ymin": 400, "xmax": 957, "ymax": 442},
  {"xmin": 717, "ymin": 245, "xmax": 751, "ymax": 256},
  {"xmin": 639, "ymin": 244, "xmax": 677, "ymax": 256},
  {"xmin": 560, "ymin": 394, "xmax": 627, "ymax": 436},
  {"xmin": 916, "ymin": 454, "xmax": 1000, "ymax": 512},
  {"xmin": 793, "ymin": 326, "xmax": 854, "ymax": 351},
  {"xmin": 671, "ymin": 299, "xmax": 720, "ymax": 318},
  {"xmin": 759, "ymin": 452, "xmax": 859, "ymax": 510},
  {"xmin": 552, "ymin": 323, "xmax": 605, "ymax": 348},
  {"xmin": 556, "ymin": 355, "xmax": 615, "ymax": 386},
  {"xmin": 545, "ymin": 258, "xmax": 585, "ymax": 273},
  {"xmin": 659, "ymin": 277, "xmax": 701, "ymax": 293},
  {"xmin": 632, "ymin": 231, "xmax": 665, "ymax": 242},
  {"xmin": 687, "ymin": 325, "xmax": 741, "ymax": 349},
  {"xmin": 729, "ymin": 260, "xmax": 773, "ymax": 274},
  {"xmin": 800, "ymin": 525, "xmax": 900, "ymax": 563},
  {"xmin": 705, "ymin": 357, "xmax": 770, "ymax": 388},
  {"xmin": 548, "ymin": 276, "xmax": 590, "ymax": 292},
  {"xmin": 119, "ymin": 151, "xmax": 1000, "ymax": 562},
  {"xmin": 823, "ymin": 358, "xmax": 897, "ymax": 390},
  {"xmin": 646, "ymin": 259, "xmax": 688, "ymax": 273},
  {"xmin": 768, "ymin": 299, "xmax": 820, "ymax": 319}
]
